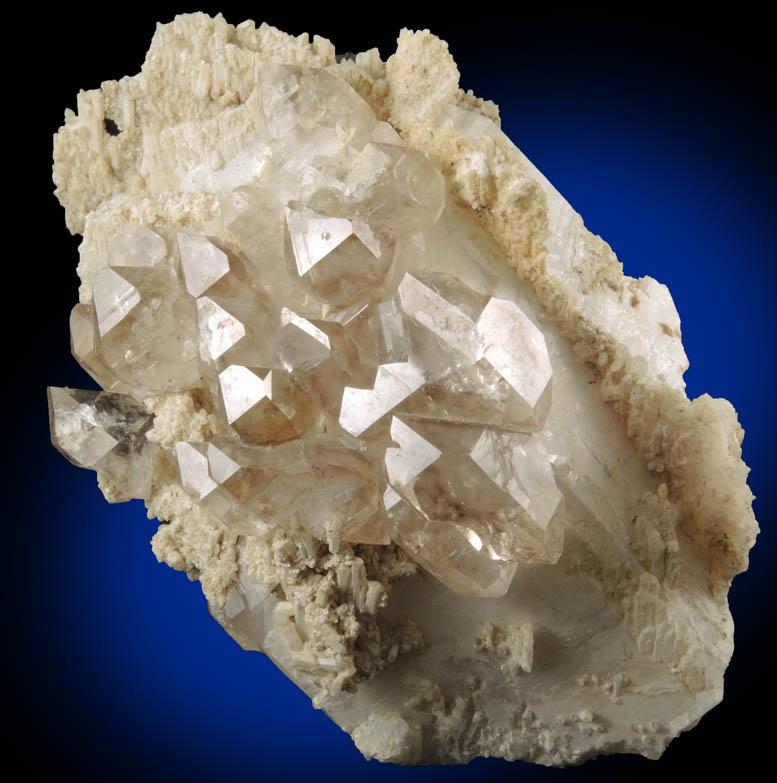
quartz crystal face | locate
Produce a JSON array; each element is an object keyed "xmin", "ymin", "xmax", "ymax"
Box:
[{"xmin": 48, "ymin": 15, "xmax": 758, "ymax": 770}]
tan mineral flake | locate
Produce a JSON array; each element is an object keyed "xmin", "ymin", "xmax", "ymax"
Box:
[{"xmin": 47, "ymin": 13, "xmax": 757, "ymax": 768}]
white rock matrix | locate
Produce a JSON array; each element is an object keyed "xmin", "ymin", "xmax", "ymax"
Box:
[{"xmin": 48, "ymin": 13, "xmax": 758, "ymax": 767}]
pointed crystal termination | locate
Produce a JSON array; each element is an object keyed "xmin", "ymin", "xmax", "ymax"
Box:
[
  {"xmin": 206, "ymin": 442, "xmax": 241, "ymax": 485},
  {"xmin": 176, "ymin": 441, "xmax": 219, "ymax": 499},
  {"xmin": 387, "ymin": 495, "xmax": 519, "ymax": 598},
  {"xmin": 340, "ymin": 363, "xmax": 425, "ymax": 437},
  {"xmin": 383, "ymin": 415, "xmax": 561, "ymax": 596},
  {"xmin": 221, "ymin": 186, "xmax": 284, "ymax": 251},
  {"xmin": 109, "ymin": 225, "xmax": 166, "ymax": 267},
  {"xmin": 394, "ymin": 274, "xmax": 553, "ymax": 432},
  {"xmin": 177, "ymin": 234, "xmax": 230, "ymax": 297},
  {"xmin": 48, "ymin": 387, "xmax": 157, "ymax": 499},
  {"xmin": 197, "ymin": 293, "xmax": 277, "ymax": 372},
  {"xmin": 469, "ymin": 429, "xmax": 564, "ymax": 562},
  {"xmin": 48, "ymin": 387, "xmax": 118, "ymax": 468},
  {"xmin": 285, "ymin": 206, "xmax": 353, "ymax": 275},
  {"xmin": 93, "ymin": 258, "xmax": 200, "ymax": 396},
  {"xmin": 285, "ymin": 204, "xmax": 394, "ymax": 306},
  {"xmin": 218, "ymin": 365, "xmax": 300, "ymax": 445},
  {"xmin": 397, "ymin": 273, "xmax": 481, "ymax": 363},
  {"xmin": 92, "ymin": 268, "xmax": 140, "ymax": 336},
  {"xmin": 174, "ymin": 440, "xmax": 244, "ymax": 518},
  {"xmin": 69, "ymin": 303, "xmax": 127, "ymax": 393},
  {"xmin": 476, "ymin": 297, "xmax": 553, "ymax": 427},
  {"xmin": 273, "ymin": 309, "xmax": 331, "ymax": 371}
]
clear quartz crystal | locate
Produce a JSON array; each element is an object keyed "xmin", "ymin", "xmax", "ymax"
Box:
[
  {"xmin": 109, "ymin": 225, "xmax": 166, "ymax": 268},
  {"xmin": 49, "ymin": 387, "xmax": 157, "ymax": 499},
  {"xmin": 48, "ymin": 64, "xmax": 565, "ymax": 598}
]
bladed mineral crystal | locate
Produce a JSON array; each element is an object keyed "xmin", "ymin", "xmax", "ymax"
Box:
[{"xmin": 48, "ymin": 13, "xmax": 758, "ymax": 766}]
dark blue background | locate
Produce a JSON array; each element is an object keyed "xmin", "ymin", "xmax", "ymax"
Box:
[{"xmin": 15, "ymin": 5, "xmax": 775, "ymax": 780}]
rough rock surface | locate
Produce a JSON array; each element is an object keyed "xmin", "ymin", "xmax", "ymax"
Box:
[{"xmin": 48, "ymin": 13, "xmax": 758, "ymax": 766}]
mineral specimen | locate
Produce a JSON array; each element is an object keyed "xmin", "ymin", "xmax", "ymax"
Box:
[{"xmin": 48, "ymin": 13, "xmax": 758, "ymax": 766}]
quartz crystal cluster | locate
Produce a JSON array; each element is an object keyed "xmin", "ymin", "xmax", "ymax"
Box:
[
  {"xmin": 51, "ymin": 62, "xmax": 562, "ymax": 598},
  {"xmin": 49, "ymin": 14, "xmax": 758, "ymax": 768}
]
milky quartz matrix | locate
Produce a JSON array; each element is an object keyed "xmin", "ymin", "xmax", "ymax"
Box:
[{"xmin": 48, "ymin": 13, "xmax": 758, "ymax": 766}]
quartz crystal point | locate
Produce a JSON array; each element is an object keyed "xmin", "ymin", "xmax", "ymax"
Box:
[
  {"xmin": 48, "ymin": 13, "xmax": 758, "ymax": 768},
  {"xmin": 48, "ymin": 387, "xmax": 157, "ymax": 500}
]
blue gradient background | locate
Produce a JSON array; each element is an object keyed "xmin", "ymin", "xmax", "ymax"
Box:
[{"xmin": 16, "ymin": 6, "xmax": 774, "ymax": 780}]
